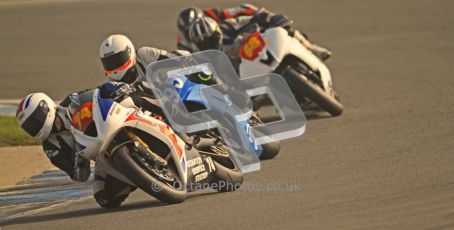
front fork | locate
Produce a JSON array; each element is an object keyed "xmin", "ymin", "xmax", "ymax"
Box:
[
  {"xmin": 288, "ymin": 62, "xmax": 335, "ymax": 98},
  {"xmin": 121, "ymin": 128, "xmax": 168, "ymax": 167}
]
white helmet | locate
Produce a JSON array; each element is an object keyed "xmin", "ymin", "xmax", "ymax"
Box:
[
  {"xmin": 99, "ymin": 34, "xmax": 138, "ymax": 83},
  {"xmin": 16, "ymin": 93, "xmax": 56, "ymax": 140}
]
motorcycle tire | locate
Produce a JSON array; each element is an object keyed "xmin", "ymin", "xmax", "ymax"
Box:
[
  {"xmin": 210, "ymin": 159, "xmax": 244, "ymax": 193},
  {"xmin": 112, "ymin": 144, "xmax": 187, "ymax": 204},
  {"xmin": 285, "ymin": 68, "xmax": 344, "ymax": 116},
  {"xmin": 249, "ymin": 115, "xmax": 281, "ymax": 160}
]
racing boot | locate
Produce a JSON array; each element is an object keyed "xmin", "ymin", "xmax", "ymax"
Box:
[
  {"xmin": 294, "ymin": 30, "xmax": 332, "ymax": 61},
  {"xmin": 93, "ymin": 170, "xmax": 137, "ymax": 209}
]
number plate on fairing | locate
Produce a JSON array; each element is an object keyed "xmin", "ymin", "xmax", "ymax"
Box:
[{"xmin": 240, "ymin": 32, "xmax": 266, "ymax": 60}]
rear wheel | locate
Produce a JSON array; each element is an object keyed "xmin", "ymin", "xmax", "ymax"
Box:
[
  {"xmin": 260, "ymin": 142, "xmax": 281, "ymax": 160},
  {"xmin": 112, "ymin": 144, "xmax": 187, "ymax": 204},
  {"xmin": 210, "ymin": 159, "xmax": 244, "ymax": 192},
  {"xmin": 285, "ymin": 68, "xmax": 343, "ymax": 116}
]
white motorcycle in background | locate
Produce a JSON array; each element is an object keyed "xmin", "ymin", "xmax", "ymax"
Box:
[
  {"xmin": 67, "ymin": 89, "xmax": 243, "ymax": 204},
  {"xmin": 238, "ymin": 27, "xmax": 343, "ymax": 116}
]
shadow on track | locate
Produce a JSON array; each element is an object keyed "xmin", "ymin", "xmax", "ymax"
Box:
[
  {"xmin": 256, "ymin": 102, "xmax": 337, "ymax": 123},
  {"xmin": 1, "ymin": 199, "xmax": 164, "ymax": 227},
  {"xmin": 259, "ymin": 110, "xmax": 334, "ymax": 123},
  {"xmin": 2, "ymin": 190, "xmax": 220, "ymax": 227}
]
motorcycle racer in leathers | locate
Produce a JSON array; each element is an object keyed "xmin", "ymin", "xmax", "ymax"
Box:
[
  {"xmin": 94, "ymin": 34, "xmax": 192, "ymax": 207},
  {"xmin": 176, "ymin": 4, "xmax": 331, "ymax": 61}
]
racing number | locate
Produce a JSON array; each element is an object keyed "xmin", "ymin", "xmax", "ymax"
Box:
[
  {"xmin": 71, "ymin": 103, "xmax": 93, "ymax": 131},
  {"xmin": 240, "ymin": 32, "xmax": 266, "ymax": 60}
]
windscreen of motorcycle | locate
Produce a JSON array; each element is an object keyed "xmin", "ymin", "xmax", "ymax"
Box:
[{"xmin": 68, "ymin": 90, "xmax": 95, "ymax": 133}]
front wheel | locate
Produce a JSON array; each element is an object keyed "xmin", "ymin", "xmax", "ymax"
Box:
[
  {"xmin": 112, "ymin": 144, "xmax": 187, "ymax": 204},
  {"xmin": 285, "ymin": 68, "xmax": 344, "ymax": 116}
]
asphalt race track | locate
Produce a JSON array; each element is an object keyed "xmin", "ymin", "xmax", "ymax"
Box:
[{"xmin": 1, "ymin": 0, "xmax": 454, "ymax": 229}]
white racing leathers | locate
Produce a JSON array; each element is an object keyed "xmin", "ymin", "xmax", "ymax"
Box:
[
  {"xmin": 93, "ymin": 46, "xmax": 190, "ymax": 208},
  {"xmin": 42, "ymin": 100, "xmax": 91, "ymax": 182},
  {"xmin": 133, "ymin": 47, "xmax": 190, "ymax": 83}
]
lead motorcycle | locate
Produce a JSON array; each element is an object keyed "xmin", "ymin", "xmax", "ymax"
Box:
[
  {"xmin": 67, "ymin": 89, "xmax": 243, "ymax": 204},
  {"xmin": 238, "ymin": 27, "xmax": 344, "ymax": 116}
]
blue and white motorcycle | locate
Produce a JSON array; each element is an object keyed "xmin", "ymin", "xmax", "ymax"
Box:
[{"xmin": 166, "ymin": 70, "xmax": 281, "ymax": 160}]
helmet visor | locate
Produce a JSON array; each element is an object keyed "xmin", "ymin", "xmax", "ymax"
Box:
[
  {"xmin": 21, "ymin": 100, "xmax": 50, "ymax": 137},
  {"xmin": 196, "ymin": 32, "xmax": 222, "ymax": 51},
  {"xmin": 101, "ymin": 47, "xmax": 132, "ymax": 71},
  {"xmin": 120, "ymin": 65, "xmax": 138, "ymax": 84}
]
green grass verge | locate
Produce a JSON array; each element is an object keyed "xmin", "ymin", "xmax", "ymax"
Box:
[{"xmin": 0, "ymin": 116, "xmax": 41, "ymax": 147}]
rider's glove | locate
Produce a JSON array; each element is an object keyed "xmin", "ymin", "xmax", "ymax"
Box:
[
  {"xmin": 98, "ymin": 82, "xmax": 135, "ymax": 100},
  {"xmin": 98, "ymin": 82, "xmax": 125, "ymax": 98},
  {"xmin": 113, "ymin": 84, "xmax": 135, "ymax": 100}
]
